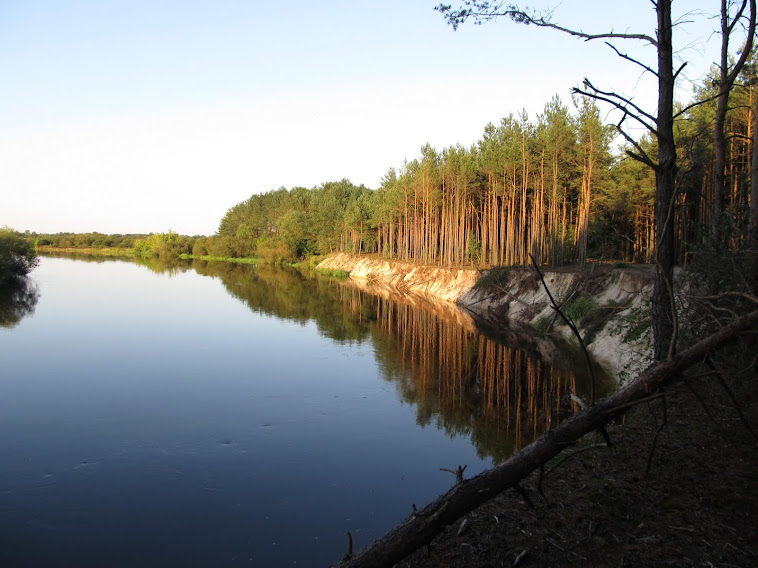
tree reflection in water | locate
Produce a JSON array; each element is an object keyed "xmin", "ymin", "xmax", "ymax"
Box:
[
  {"xmin": 371, "ymin": 295, "xmax": 606, "ymax": 462},
  {"xmin": 186, "ymin": 260, "xmax": 607, "ymax": 463},
  {"xmin": 0, "ymin": 277, "xmax": 39, "ymax": 329}
]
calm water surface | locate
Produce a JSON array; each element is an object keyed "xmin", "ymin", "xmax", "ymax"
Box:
[{"xmin": 0, "ymin": 257, "xmax": 597, "ymax": 567}]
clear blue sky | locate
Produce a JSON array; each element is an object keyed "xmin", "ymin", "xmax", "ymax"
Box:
[{"xmin": 1, "ymin": 1, "xmax": 724, "ymax": 236}]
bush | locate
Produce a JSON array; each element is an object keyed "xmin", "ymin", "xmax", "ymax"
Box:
[
  {"xmin": 473, "ymin": 266, "xmax": 511, "ymax": 290},
  {"xmin": 134, "ymin": 231, "xmax": 194, "ymax": 259},
  {"xmin": 0, "ymin": 227, "xmax": 38, "ymax": 285},
  {"xmin": 256, "ymin": 236, "xmax": 296, "ymax": 265}
]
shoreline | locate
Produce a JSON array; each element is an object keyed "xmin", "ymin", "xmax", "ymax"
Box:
[{"xmin": 317, "ymin": 253, "xmax": 654, "ymax": 380}]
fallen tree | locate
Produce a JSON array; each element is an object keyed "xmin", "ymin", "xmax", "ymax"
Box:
[{"xmin": 331, "ymin": 306, "xmax": 758, "ymax": 568}]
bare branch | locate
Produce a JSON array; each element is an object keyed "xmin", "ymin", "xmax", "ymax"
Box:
[
  {"xmin": 610, "ymin": 113, "xmax": 658, "ymax": 168},
  {"xmin": 436, "ymin": 2, "xmax": 658, "ymax": 45},
  {"xmin": 722, "ymin": 0, "xmax": 757, "ymax": 89},
  {"xmin": 581, "ymin": 78, "xmax": 658, "ymax": 127},
  {"xmin": 672, "ymin": 90, "xmax": 722, "ymax": 120},
  {"xmin": 625, "ymin": 148, "xmax": 658, "ymax": 169},
  {"xmin": 689, "ymin": 291, "xmax": 758, "ymax": 304},
  {"xmin": 673, "ymin": 61, "xmax": 688, "ymax": 80},
  {"xmin": 605, "ymin": 41, "xmax": 658, "ymax": 77}
]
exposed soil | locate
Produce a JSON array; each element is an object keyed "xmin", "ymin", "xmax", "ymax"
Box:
[{"xmin": 400, "ymin": 374, "xmax": 758, "ymax": 568}]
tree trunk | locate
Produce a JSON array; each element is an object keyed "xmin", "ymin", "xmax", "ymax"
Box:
[
  {"xmin": 652, "ymin": 0, "xmax": 677, "ymax": 362},
  {"xmin": 714, "ymin": 82, "xmax": 729, "ymax": 236},
  {"xmin": 331, "ymin": 307, "xmax": 758, "ymax": 568},
  {"xmin": 749, "ymin": 88, "xmax": 758, "ymax": 293},
  {"xmin": 713, "ymin": 0, "xmax": 757, "ymax": 243}
]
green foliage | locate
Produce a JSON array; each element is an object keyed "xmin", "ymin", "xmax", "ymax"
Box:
[
  {"xmin": 561, "ymin": 294, "xmax": 597, "ymax": 325},
  {"xmin": 533, "ymin": 316, "xmax": 552, "ymax": 335},
  {"xmin": 317, "ymin": 268, "xmax": 350, "ymax": 280},
  {"xmin": 0, "ymin": 227, "xmax": 38, "ymax": 285},
  {"xmin": 26, "ymin": 50, "xmax": 758, "ymax": 276},
  {"xmin": 202, "ymin": 236, "xmax": 245, "ymax": 259},
  {"xmin": 205, "ymin": 85, "xmax": 690, "ymax": 269},
  {"xmin": 473, "ymin": 266, "xmax": 511, "ymax": 290},
  {"xmin": 558, "ymin": 294, "xmax": 622, "ymax": 345},
  {"xmin": 255, "ymin": 236, "xmax": 295, "ymax": 265},
  {"xmin": 609, "ymin": 302, "xmax": 652, "ymax": 345},
  {"xmin": 685, "ymin": 240, "xmax": 750, "ymax": 296},
  {"xmin": 180, "ymin": 254, "xmax": 259, "ymax": 265},
  {"xmin": 25, "ymin": 231, "xmax": 144, "ymax": 249},
  {"xmin": 134, "ymin": 230, "xmax": 194, "ymax": 259},
  {"xmin": 466, "ymin": 232, "xmax": 481, "ymax": 264}
]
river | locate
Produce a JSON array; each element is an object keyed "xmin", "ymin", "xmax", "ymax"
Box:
[{"xmin": 0, "ymin": 256, "xmax": 599, "ymax": 567}]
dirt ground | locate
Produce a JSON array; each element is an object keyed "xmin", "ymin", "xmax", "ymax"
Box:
[{"xmin": 399, "ymin": 374, "xmax": 758, "ymax": 568}]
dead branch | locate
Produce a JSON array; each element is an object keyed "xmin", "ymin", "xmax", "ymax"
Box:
[
  {"xmin": 331, "ymin": 308, "xmax": 758, "ymax": 568},
  {"xmin": 645, "ymin": 393, "xmax": 668, "ymax": 475},
  {"xmin": 342, "ymin": 531, "xmax": 353, "ymax": 561},
  {"xmin": 440, "ymin": 465, "xmax": 467, "ymax": 485},
  {"xmin": 529, "ymin": 253, "xmax": 596, "ymax": 404},
  {"xmin": 604, "ymin": 41, "xmax": 658, "ymax": 77},
  {"xmin": 576, "ymin": 78, "xmax": 658, "ymax": 132},
  {"xmin": 689, "ymin": 291, "xmax": 758, "ymax": 305}
]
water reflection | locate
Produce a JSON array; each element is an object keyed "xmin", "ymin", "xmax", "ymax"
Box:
[
  {"xmin": 0, "ymin": 277, "xmax": 39, "ymax": 328},
  {"xmin": 370, "ymin": 294, "xmax": 601, "ymax": 462},
  {"xmin": 193, "ymin": 261, "xmax": 602, "ymax": 462},
  {"xmin": 42, "ymin": 252, "xmax": 194, "ymax": 276},
  {"xmin": 41, "ymin": 251, "xmax": 133, "ymax": 263},
  {"xmin": 192, "ymin": 260, "xmax": 376, "ymax": 342},
  {"xmin": 135, "ymin": 255, "xmax": 194, "ymax": 276}
]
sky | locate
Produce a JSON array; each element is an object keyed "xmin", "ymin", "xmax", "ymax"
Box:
[{"xmin": 0, "ymin": 0, "xmax": 729, "ymax": 236}]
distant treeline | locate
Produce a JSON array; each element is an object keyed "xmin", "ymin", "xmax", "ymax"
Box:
[
  {"xmin": 217, "ymin": 63, "xmax": 757, "ymax": 267},
  {"xmin": 28, "ymin": 231, "xmax": 198, "ymax": 260},
  {"xmin": 31, "ymin": 232, "xmax": 146, "ymax": 249},
  {"xmin": 25, "ymin": 56, "xmax": 758, "ymax": 268}
]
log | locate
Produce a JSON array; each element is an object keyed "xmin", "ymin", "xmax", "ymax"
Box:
[{"xmin": 331, "ymin": 308, "xmax": 758, "ymax": 568}]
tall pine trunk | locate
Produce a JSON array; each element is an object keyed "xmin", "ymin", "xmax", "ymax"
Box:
[{"xmin": 652, "ymin": 0, "xmax": 677, "ymax": 361}]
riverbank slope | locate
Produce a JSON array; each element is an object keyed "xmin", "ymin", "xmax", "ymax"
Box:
[
  {"xmin": 317, "ymin": 253, "xmax": 654, "ymax": 379},
  {"xmin": 319, "ymin": 255, "xmax": 757, "ymax": 568}
]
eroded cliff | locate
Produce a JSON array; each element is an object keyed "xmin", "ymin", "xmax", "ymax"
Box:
[{"xmin": 317, "ymin": 253, "xmax": 654, "ymax": 379}]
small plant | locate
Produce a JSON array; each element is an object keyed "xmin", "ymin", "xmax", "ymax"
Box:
[
  {"xmin": 317, "ymin": 268, "xmax": 349, "ymax": 280},
  {"xmin": 610, "ymin": 303, "xmax": 652, "ymax": 344},
  {"xmin": 473, "ymin": 266, "xmax": 510, "ymax": 290},
  {"xmin": 533, "ymin": 316, "xmax": 552, "ymax": 335},
  {"xmin": 559, "ymin": 294, "xmax": 624, "ymax": 345},
  {"xmin": 307, "ymin": 255, "xmax": 325, "ymax": 269},
  {"xmin": 561, "ymin": 294, "xmax": 597, "ymax": 325}
]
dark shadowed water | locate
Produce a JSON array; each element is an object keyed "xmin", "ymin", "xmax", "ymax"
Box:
[{"xmin": 0, "ymin": 256, "xmax": 600, "ymax": 567}]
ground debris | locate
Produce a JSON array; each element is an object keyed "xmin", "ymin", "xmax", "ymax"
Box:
[{"xmin": 402, "ymin": 379, "xmax": 758, "ymax": 568}]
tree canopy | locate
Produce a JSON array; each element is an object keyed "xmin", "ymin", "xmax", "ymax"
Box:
[{"xmin": 0, "ymin": 227, "xmax": 38, "ymax": 286}]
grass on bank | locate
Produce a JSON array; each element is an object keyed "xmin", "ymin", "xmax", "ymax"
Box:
[
  {"xmin": 36, "ymin": 245, "xmax": 135, "ymax": 257},
  {"xmin": 315, "ymin": 268, "xmax": 350, "ymax": 280},
  {"xmin": 179, "ymin": 254, "xmax": 260, "ymax": 264}
]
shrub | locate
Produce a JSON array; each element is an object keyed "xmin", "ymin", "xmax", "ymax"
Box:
[
  {"xmin": 0, "ymin": 227, "xmax": 38, "ymax": 285},
  {"xmin": 473, "ymin": 266, "xmax": 510, "ymax": 290}
]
